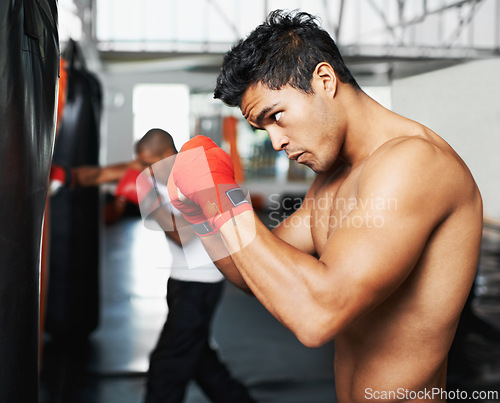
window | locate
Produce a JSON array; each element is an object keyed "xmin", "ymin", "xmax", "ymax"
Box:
[{"xmin": 133, "ymin": 84, "xmax": 190, "ymax": 149}]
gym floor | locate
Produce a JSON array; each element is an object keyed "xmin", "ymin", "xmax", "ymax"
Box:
[{"xmin": 40, "ymin": 216, "xmax": 500, "ymax": 403}]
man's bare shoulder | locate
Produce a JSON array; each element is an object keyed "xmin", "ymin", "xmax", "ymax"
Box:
[
  {"xmin": 366, "ymin": 135, "xmax": 459, "ymax": 176},
  {"xmin": 360, "ymin": 135, "xmax": 479, "ymax": 212}
]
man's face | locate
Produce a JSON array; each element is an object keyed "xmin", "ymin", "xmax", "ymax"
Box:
[
  {"xmin": 136, "ymin": 148, "xmax": 174, "ymax": 168},
  {"xmin": 241, "ymin": 81, "xmax": 344, "ymax": 174}
]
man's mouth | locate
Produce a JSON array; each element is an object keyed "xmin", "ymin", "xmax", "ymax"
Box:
[
  {"xmin": 287, "ymin": 151, "xmax": 303, "ymax": 161},
  {"xmin": 296, "ymin": 153, "xmax": 306, "ymax": 164},
  {"xmin": 288, "ymin": 152, "xmax": 307, "ymax": 164}
]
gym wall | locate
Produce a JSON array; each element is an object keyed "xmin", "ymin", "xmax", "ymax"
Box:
[
  {"xmin": 100, "ymin": 69, "xmax": 218, "ymax": 165},
  {"xmin": 392, "ymin": 59, "xmax": 500, "ymax": 221}
]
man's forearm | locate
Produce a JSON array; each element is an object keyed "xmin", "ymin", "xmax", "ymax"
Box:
[
  {"xmin": 218, "ymin": 211, "xmax": 327, "ymax": 333},
  {"xmin": 73, "ymin": 161, "xmax": 143, "ymax": 187},
  {"xmin": 200, "ymin": 234, "xmax": 253, "ymax": 294},
  {"xmin": 71, "ymin": 166, "xmax": 102, "ymax": 186}
]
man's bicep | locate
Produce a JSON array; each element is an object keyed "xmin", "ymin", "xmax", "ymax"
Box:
[
  {"xmin": 316, "ymin": 200, "xmax": 437, "ymax": 331},
  {"xmin": 318, "ymin": 156, "xmax": 450, "ymax": 326}
]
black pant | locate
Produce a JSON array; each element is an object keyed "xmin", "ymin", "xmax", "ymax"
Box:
[{"xmin": 145, "ymin": 278, "xmax": 255, "ymax": 403}]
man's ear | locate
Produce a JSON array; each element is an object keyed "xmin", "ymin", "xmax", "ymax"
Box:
[{"xmin": 313, "ymin": 62, "xmax": 337, "ymax": 98}]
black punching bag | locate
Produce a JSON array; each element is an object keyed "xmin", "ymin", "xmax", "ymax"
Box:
[
  {"xmin": 0, "ymin": 1, "xmax": 59, "ymax": 402},
  {"xmin": 46, "ymin": 41, "xmax": 102, "ymax": 339}
]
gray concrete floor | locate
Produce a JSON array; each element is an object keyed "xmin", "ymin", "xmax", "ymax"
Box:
[
  {"xmin": 40, "ymin": 216, "xmax": 336, "ymax": 403},
  {"xmin": 39, "ymin": 216, "xmax": 500, "ymax": 403}
]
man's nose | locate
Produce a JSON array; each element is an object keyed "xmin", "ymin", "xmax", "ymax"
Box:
[{"xmin": 267, "ymin": 129, "xmax": 289, "ymax": 151}]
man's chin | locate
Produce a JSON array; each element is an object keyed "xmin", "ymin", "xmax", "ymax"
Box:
[{"xmin": 306, "ymin": 162, "xmax": 322, "ymax": 174}]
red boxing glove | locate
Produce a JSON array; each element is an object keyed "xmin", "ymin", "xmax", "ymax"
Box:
[
  {"xmin": 167, "ymin": 135, "xmax": 252, "ymax": 236},
  {"xmin": 115, "ymin": 168, "xmax": 141, "ymax": 205},
  {"xmin": 49, "ymin": 164, "xmax": 73, "ymax": 196},
  {"xmin": 166, "ymin": 136, "xmax": 219, "ymax": 235}
]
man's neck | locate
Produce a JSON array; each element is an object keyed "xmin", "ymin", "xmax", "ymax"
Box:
[{"xmin": 339, "ymin": 90, "xmax": 406, "ymax": 168}]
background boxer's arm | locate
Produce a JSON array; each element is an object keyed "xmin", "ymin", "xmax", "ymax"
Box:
[
  {"xmin": 217, "ymin": 140, "xmax": 468, "ymax": 346},
  {"xmin": 164, "ymin": 228, "xmax": 187, "ymax": 248},
  {"xmin": 149, "ymin": 207, "xmax": 197, "ymax": 247},
  {"xmin": 72, "ymin": 160, "xmax": 144, "ymax": 187}
]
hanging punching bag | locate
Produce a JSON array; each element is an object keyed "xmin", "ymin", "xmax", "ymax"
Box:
[
  {"xmin": 46, "ymin": 40, "xmax": 102, "ymax": 339},
  {"xmin": 0, "ymin": 1, "xmax": 59, "ymax": 402}
]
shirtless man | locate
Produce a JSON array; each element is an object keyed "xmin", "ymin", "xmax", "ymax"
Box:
[{"xmin": 167, "ymin": 10, "xmax": 483, "ymax": 402}]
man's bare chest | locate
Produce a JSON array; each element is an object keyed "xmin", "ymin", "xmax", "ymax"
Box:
[{"xmin": 310, "ymin": 167, "xmax": 363, "ymax": 254}]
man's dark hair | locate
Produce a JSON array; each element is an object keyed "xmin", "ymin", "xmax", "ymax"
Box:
[
  {"xmin": 214, "ymin": 9, "xmax": 359, "ymax": 108},
  {"xmin": 135, "ymin": 128, "xmax": 178, "ymax": 155}
]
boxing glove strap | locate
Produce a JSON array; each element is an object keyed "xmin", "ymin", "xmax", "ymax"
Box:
[
  {"xmin": 191, "ymin": 221, "xmax": 216, "ymax": 236},
  {"xmin": 224, "ymin": 188, "xmax": 248, "ymax": 207}
]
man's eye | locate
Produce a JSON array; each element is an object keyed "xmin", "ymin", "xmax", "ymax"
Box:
[{"xmin": 274, "ymin": 112, "xmax": 282, "ymax": 122}]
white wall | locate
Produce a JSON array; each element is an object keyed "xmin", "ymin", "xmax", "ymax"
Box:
[
  {"xmin": 392, "ymin": 59, "xmax": 500, "ymax": 221},
  {"xmin": 99, "ymin": 68, "xmax": 219, "ymax": 165}
]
